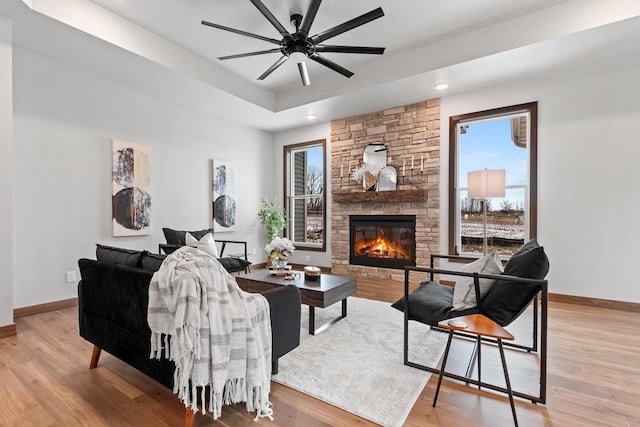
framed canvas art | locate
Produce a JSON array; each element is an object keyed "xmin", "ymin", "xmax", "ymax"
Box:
[
  {"xmin": 211, "ymin": 159, "xmax": 237, "ymax": 232},
  {"xmin": 112, "ymin": 139, "xmax": 151, "ymax": 236}
]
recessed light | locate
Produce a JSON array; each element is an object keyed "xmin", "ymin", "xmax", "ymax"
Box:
[
  {"xmin": 434, "ymin": 83, "xmax": 449, "ymax": 90},
  {"xmin": 305, "ymin": 113, "xmax": 317, "ymax": 120}
]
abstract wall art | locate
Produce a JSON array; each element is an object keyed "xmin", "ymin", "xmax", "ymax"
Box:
[
  {"xmin": 211, "ymin": 159, "xmax": 236, "ymax": 232},
  {"xmin": 112, "ymin": 139, "xmax": 151, "ymax": 236}
]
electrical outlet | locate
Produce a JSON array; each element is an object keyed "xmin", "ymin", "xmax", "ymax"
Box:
[
  {"xmin": 252, "ymin": 248, "xmax": 256, "ymax": 255},
  {"xmin": 305, "ymin": 256, "xmax": 310, "ymax": 262},
  {"xmin": 65, "ymin": 271, "xmax": 76, "ymax": 283}
]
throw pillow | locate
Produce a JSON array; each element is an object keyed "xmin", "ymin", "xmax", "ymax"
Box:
[
  {"xmin": 451, "ymin": 251, "xmax": 503, "ymax": 311},
  {"xmin": 163, "ymin": 227, "xmax": 214, "ymax": 245},
  {"xmin": 185, "ymin": 232, "xmax": 219, "ymax": 258},
  {"xmin": 481, "ymin": 239, "xmax": 550, "ymax": 326},
  {"xmin": 162, "ymin": 227, "xmax": 184, "ymax": 245},
  {"xmin": 502, "ymin": 238, "xmax": 549, "ymax": 280}
]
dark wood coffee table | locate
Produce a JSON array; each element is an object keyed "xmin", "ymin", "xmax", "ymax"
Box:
[{"xmin": 236, "ymin": 269, "xmax": 356, "ymax": 335}]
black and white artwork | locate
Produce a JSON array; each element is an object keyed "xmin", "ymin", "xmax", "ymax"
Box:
[
  {"xmin": 112, "ymin": 139, "xmax": 151, "ymax": 236},
  {"xmin": 211, "ymin": 159, "xmax": 236, "ymax": 232}
]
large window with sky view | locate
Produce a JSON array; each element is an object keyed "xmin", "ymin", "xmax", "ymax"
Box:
[{"xmin": 450, "ymin": 103, "xmax": 537, "ymax": 257}]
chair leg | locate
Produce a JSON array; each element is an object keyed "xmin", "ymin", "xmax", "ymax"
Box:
[
  {"xmin": 477, "ymin": 335, "xmax": 482, "ymax": 390},
  {"xmin": 498, "ymin": 339, "xmax": 518, "ymax": 426},
  {"xmin": 432, "ymin": 331, "xmax": 454, "ymax": 407},
  {"xmin": 89, "ymin": 345, "xmax": 101, "ymax": 369},
  {"xmin": 272, "ymin": 359, "xmax": 279, "ymax": 375},
  {"xmin": 183, "ymin": 408, "xmax": 196, "ymax": 427},
  {"xmin": 464, "ymin": 337, "xmax": 479, "ymax": 383},
  {"xmin": 531, "ymin": 295, "xmax": 538, "ymax": 352}
]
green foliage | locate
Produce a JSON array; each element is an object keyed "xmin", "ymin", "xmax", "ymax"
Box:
[{"xmin": 257, "ymin": 200, "xmax": 287, "ymax": 241}]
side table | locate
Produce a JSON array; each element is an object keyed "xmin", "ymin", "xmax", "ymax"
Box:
[{"xmin": 433, "ymin": 314, "xmax": 518, "ymax": 426}]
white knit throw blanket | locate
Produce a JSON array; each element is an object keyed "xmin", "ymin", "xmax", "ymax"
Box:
[{"xmin": 147, "ymin": 246, "xmax": 273, "ymax": 421}]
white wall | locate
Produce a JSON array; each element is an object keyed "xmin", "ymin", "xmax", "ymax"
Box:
[
  {"xmin": 0, "ymin": 15, "xmax": 14, "ymax": 327},
  {"xmin": 11, "ymin": 49, "xmax": 274, "ymax": 309},
  {"xmin": 273, "ymin": 123, "xmax": 332, "ymax": 267},
  {"xmin": 440, "ymin": 59, "xmax": 640, "ymax": 303}
]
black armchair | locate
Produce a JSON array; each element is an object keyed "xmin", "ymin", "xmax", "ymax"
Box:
[
  {"xmin": 158, "ymin": 227, "xmax": 251, "ymax": 274},
  {"xmin": 393, "ymin": 239, "xmax": 549, "ymax": 404}
]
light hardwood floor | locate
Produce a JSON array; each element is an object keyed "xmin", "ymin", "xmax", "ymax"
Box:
[{"xmin": 1, "ymin": 278, "xmax": 639, "ymax": 426}]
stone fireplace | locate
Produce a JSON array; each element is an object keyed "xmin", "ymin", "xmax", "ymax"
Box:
[
  {"xmin": 330, "ymin": 99, "xmax": 440, "ymax": 281},
  {"xmin": 350, "ymin": 215, "xmax": 416, "ymax": 270}
]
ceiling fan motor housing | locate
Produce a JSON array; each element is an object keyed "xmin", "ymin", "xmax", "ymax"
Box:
[{"xmin": 281, "ymin": 37, "xmax": 315, "ymax": 58}]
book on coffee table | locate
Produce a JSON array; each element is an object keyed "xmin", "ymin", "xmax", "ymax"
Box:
[{"xmin": 268, "ymin": 265, "xmax": 292, "ymax": 276}]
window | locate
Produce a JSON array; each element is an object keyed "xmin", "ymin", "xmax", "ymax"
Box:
[
  {"xmin": 449, "ymin": 102, "xmax": 538, "ymax": 257},
  {"xmin": 284, "ymin": 139, "xmax": 326, "ymax": 251}
]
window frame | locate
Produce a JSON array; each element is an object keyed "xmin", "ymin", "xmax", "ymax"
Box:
[
  {"xmin": 448, "ymin": 102, "xmax": 538, "ymax": 257},
  {"xmin": 283, "ymin": 139, "xmax": 327, "ymax": 252}
]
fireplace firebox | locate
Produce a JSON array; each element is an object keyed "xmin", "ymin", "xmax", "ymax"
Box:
[{"xmin": 349, "ymin": 215, "xmax": 416, "ymax": 270}]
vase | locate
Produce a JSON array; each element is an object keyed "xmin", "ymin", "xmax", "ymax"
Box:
[
  {"xmin": 363, "ymin": 170, "xmax": 377, "ymax": 191},
  {"xmin": 272, "ymin": 256, "xmax": 288, "ymax": 269}
]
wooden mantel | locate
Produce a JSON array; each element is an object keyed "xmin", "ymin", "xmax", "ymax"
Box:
[{"xmin": 332, "ymin": 189, "xmax": 428, "ymax": 203}]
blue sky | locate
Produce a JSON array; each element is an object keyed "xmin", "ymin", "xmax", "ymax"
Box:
[
  {"xmin": 307, "ymin": 146, "xmax": 323, "ymax": 171},
  {"xmin": 459, "ymin": 117, "xmax": 527, "ymax": 208},
  {"xmin": 459, "ymin": 118, "xmax": 526, "ymax": 187}
]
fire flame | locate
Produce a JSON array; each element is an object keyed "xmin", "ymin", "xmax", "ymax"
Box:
[{"xmin": 355, "ymin": 235, "xmax": 410, "ymax": 259}]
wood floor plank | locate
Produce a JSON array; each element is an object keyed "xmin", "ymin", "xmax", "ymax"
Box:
[{"xmin": 1, "ymin": 277, "xmax": 639, "ymax": 426}]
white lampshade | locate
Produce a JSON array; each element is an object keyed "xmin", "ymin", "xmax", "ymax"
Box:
[{"xmin": 468, "ymin": 169, "xmax": 506, "ymax": 198}]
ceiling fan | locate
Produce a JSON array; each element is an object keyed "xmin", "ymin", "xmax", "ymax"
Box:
[{"xmin": 202, "ymin": 0, "xmax": 385, "ymax": 86}]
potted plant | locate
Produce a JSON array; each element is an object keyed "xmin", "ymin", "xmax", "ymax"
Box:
[{"xmin": 257, "ymin": 199, "xmax": 287, "ymax": 242}]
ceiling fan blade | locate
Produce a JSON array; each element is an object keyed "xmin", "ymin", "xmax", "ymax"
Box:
[
  {"xmin": 310, "ymin": 7, "xmax": 384, "ymax": 44},
  {"xmin": 257, "ymin": 55, "xmax": 289, "ymax": 80},
  {"xmin": 298, "ymin": 0, "xmax": 322, "ymax": 38},
  {"xmin": 218, "ymin": 48, "xmax": 282, "ymax": 60},
  {"xmin": 309, "ymin": 53, "xmax": 353, "ymax": 78},
  {"xmin": 249, "ymin": 0, "xmax": 292, "ymax": 39},
  {"xmin": 201, "ymin": 20, "xmax": 280, "ymax": 45},
  {"xmin": 315, "ymin": 45, "xmax": 385, "ymax": 55},
  {"xmin": 298, "ymin": 62, "xmax": 311, "ymax": 86}
]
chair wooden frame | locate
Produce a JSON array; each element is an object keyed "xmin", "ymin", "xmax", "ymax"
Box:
[{"xmin": 403, "ymin": 263, "xmax": 548, "ymax": 404}]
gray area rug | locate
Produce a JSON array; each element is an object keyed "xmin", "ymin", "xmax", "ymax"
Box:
[{"xmin": 271, "ymin": 297, "xmax": 447, "ymax": 427}]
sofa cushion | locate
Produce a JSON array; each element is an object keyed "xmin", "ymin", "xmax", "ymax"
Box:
[
  {"xmin": 162, "ymin": 227, "xmax": 213, "ymax": 245},
  {"xmin": 141, "ymin": 252, "xmax": 166, "ymax": 272},
  {"xmin": 96, "ymin": 244, "xmax": 144, "ymax": 268},
  {"xmin": 218, "ymin": 256, "xmax": 251, "ymax": 273},
  {"xmin": 391, "ymin": 281, "xmax": 480, "ymax": 326},
  {"xmin": 481, "ymin": 239, "xmax": 549, "ymax": 326}
]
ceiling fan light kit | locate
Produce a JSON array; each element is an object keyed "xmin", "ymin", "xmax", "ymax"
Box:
[{"xmin": 202, "ymin": 0, "xmax": 385, "ymax": 86}]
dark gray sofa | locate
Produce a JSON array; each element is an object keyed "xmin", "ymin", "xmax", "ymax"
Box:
[{"xmin": 77, "ymin": 245, "xmax": 301, "ymax": 425}]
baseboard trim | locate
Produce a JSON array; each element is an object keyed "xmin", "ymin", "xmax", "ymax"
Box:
[
  {"xmin": 13, "ymin": 297, "xmax": 78, "ymax": 319},
  {"xmin": 549, "ymin": 293, "xmax": 640, "ymax": 313},
  {"xmin": 0, "ymin": 323, "xmax": 17, "ymax": 339}
]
